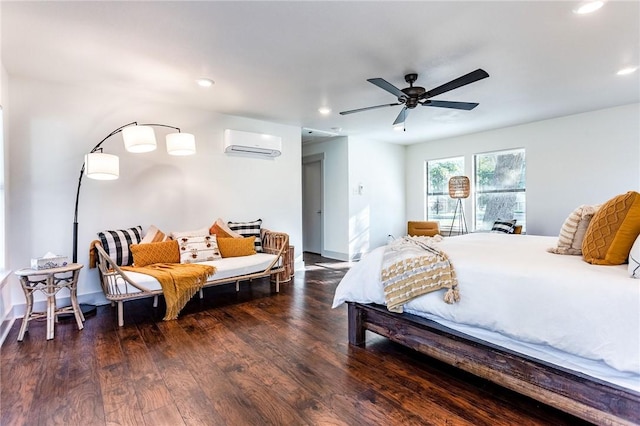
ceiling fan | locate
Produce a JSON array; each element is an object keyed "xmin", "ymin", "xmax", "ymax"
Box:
[{"xmin": 340, "ymin": 68, "xmax": 490, "ymax": 126}]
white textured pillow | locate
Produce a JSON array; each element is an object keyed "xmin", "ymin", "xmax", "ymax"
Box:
[
  {"xmin": 548, "ymin": 204, "xmax": 599, "ymax": 255},
  {"xmin": 177, "ymin": 235, "xmax": 221, "ymax": 264},
  {"xmin": 629, "ymin": 235, "xmax": 640, "ymax": 279},
  {"xmin": 170, "ymin": 227, "xmax": 210, "ymax": 240}
]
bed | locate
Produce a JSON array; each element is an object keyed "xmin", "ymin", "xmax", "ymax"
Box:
[{"xmin": 333, "ymin": 233, "xmax": 640, "ymax": 425}]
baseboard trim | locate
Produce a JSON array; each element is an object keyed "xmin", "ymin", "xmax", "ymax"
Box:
[{"xmin": 321, "ymin": 250, "xmax": 350, "ymax": 261}]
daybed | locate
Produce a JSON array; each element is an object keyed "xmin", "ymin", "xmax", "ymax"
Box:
[
  {"xmin": 92, "ymin": 223, "xmax": 290, "ymax": 327},
  {"xmin": 334, "ymin": 192, "xmax": 640, "ymax": 425}
]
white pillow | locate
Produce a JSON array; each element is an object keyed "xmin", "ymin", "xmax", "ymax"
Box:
[
  {"xmin": 177, "ymin": 235, "xmax": 221, "ymax": 264},
  {"xmin": 547, "ymin": 204, "xmax": 599, "ymax": 255},
  {"xmin": 629, "ymin": 235, "xmax": 640, "ymax": 279},
  {"xmin": 170, "ymin": 227, "xmax": 210, "ymax": 240}
]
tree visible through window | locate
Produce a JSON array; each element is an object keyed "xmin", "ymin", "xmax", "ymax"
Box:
[
  {"xmin": 474, "ymin": 149, "xmax": 526, "ymax": 232},
  {"xmin": 426, "ymin": 157, "xmax": 464, "ymax": 229}
]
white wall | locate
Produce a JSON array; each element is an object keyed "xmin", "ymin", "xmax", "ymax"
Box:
[
  {"xmin": 302, "ymin": 136, "xmax": 405, "ymax": 260},
  {"xmin": 406, "ymin": 103, "xmax": 640, "ymax": 236},
  {"xmin": 302, "ymin": 136, "xmax": 350, "ymax": 259},
  {"xmin": 348, "ymin": 136, "xmax": 405, "ymax": 259},
  {"xmin": 6, "ymin": 77, "xmax": 302, "ymax": 310}
]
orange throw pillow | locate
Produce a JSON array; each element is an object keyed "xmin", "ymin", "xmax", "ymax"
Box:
[
  {"xmin": 217, "ymin": 237, "xmax": 257, "ymax": 258},
  {"xmin": 130, "ymin": 240, "xmax": 180, "ymax": 267},
  {"xmin": 582, "ymin": 191, "xmax": 640, "ymax": 265}
]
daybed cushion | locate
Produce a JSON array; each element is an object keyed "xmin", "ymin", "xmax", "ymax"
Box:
[
  {"xmin": 228, "ymin": 219, "xmax": 263, "ymax": 252},
  {"xmin": 130, "ymin": 240, "xmax": 180, "ymax": 267},
  {"xmin": 98, "ymin": 225, "xmax": 143, "ymax": 266},
  {"xmin": 209, "ymin": 218, "xmax": 243, "ymax": 238},
  {"xmin": 582, "ymin": 191, "xmax": 640, "ymax": 265},
  {"xmin": 114, "ymin": 253, "xmax": 279, "ymax": 294},
  {"xmin": 218, "ymin": 236, "xmax": 256, "ymax": 258},
  {"xmin": 629, "ymin": 235, "xmax": 640, "ymax": 278},
  {"xmin": 141, "ymin": 225, "xmax": 170, "ymax": 244},
  {"xmin": 490, "ymin": 219, "xmax": 517, "ymax": 234},
  {"xmin": 548, "ymin": 204, "xmax": 599, "ymax": 255},
  {"xmin": 177, "ymin": 235, "xmax": 221, "ymax": 264}
]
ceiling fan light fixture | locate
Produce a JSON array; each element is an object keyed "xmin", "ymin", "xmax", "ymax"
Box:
[
  {"xmin": 318, "ymin": 107, "xmax": 332, "ymax": 115},
  {"xmin": 572, "ymin": 1, "xmax": 604, "ymax": 15}
]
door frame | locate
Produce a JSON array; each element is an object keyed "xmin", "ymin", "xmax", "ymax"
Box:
[{"xmin": 302, "ymin": 153, "xmax": 325, "ymax": 256}]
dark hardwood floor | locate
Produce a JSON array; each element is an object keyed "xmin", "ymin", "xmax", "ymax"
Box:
[{"xmin": 1, "ymin": 253, "xmax": 590, "ymax": 425}]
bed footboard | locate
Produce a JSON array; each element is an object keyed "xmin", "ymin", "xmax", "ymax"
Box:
[{"xmin": 347, "ymin": 302, "xmax": 640, "ymax": 426}]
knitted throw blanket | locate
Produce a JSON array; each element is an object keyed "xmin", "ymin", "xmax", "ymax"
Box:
[
  {"xmin": 381, "ymin": 236, "xmax": 459, "ymax": 313},
  {"xmin": 122, "ymin": 263, "xmax": 215, "ymax": 320}
]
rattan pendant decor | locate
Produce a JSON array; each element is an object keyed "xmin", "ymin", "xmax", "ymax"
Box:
[{"xmin": 448, "ymin": 176, "xmax": 470, "ymax": 236}]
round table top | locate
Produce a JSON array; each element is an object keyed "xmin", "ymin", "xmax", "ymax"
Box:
[{"xmin": 15, "ymin": 263, "xmax": 84, "ymax": 277}]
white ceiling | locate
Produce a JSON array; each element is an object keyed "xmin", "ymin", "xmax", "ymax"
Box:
[{"xmin": 2, "ymin": 1, "xmax": 639, "ymax": 145}]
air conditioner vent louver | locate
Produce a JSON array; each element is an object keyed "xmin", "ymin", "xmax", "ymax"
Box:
[{"xmin": 224, "ymin": 129, "xmax": 282, "ymax": 157}]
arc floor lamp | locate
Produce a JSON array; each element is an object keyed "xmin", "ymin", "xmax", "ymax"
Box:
[
  {"xmin": 72, "ymin": 122, "xmax": 196, "ymax": 263},
  {"xmin": 448, "ymin": 175, "xmax": 470, "ymax": 236}
]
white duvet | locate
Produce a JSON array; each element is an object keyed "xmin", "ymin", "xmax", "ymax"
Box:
[{"xmin": 333, "ymin": 233, "xmax": 640, "ymax": 377}]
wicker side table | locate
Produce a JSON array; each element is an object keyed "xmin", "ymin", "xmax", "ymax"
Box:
[{"xmin": 14, "ymin": 263, "xmax": 84, "ymax": 341}]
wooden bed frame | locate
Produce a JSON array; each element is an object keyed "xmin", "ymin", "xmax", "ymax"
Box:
[{"xmin": 348, "ymin": 302, "xmax": 640, "ymax": 426}]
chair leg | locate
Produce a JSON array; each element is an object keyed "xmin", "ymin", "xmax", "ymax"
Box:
[{"xmin": 118, "ymin": 301, "xmax": 124, "ymax": 327}]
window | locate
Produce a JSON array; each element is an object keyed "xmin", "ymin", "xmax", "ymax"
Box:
[
  {"xmin": 474, "ymin": 148, "xmax": 526, "ymax": 232},
  {"xmin": 426, "ymin": 157, "xmax": 464, "ymax": 230}
]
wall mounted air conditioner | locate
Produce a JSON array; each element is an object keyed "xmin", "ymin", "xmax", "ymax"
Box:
[{"xmin": 223, "ymin": 129, "xmax": 282, "ymax": 157}]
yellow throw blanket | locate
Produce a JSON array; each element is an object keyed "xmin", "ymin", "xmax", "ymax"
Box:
[
  {"xmin": 381, "ymin": 236, "xmax": 459, "ymax": 313},
  {"xmin": 122, "ymin": 263, "xmax": 215, "ymax": 320}
]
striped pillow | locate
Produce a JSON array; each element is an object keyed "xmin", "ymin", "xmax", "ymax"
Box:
[
  {"xmin": 228, "ymin": 219, "xmax": 263, "ymax": 252},
  {"xmin": 98, "ymin": 226, "xmax": 143, "ymax": 266},
  {"xmin": 547, "ymin": 205, "xmax": 599, "ymax": 255},
  {"xmin": 141, "ymin": 225, "xmax": 170, "ymax": 244},
  {"xmin": 629, "ymin": 235, "xmax": 640, "ymax": 279},
  {"xmin": 490, "ymin": 219, "xmax": 517, "ymax": 234}
]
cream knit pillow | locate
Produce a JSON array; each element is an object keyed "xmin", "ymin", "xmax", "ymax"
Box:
[{"xmin": 548, "ymin": 204, "xmax": 599, "ymax": 255}]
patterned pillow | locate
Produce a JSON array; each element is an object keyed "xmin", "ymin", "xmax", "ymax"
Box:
[
  {"xmin": 98, "ymin": 226, "xmax": 143, "ymax": 266},
  {"xmin": 490, "ymin": 219, "xmax": 517, "ymax": 234},
  {"xmin": 547, "ymin": 205, "xmax": 599, "ymax": 255},
  {"xmin": 629, "ymin": 235, "xmax": 640, "ymax": 279},
  {"xmin": 177, "ymin": 235, "xmax": 221, "ymax": 264},
  {"xmin": 209, "ymin": 218, "xmax": 242, "ymax": 238},
  {"xmin": 130, "ymin": 240, "xmax": 180, "ymax": 267},
  {"xmin": 217, "ymin": 237, "xmax": 257, "ymax": 258},
  {"xmin": 582, "ymin": 191, "xmax": 640, "ymax": 265},
  {"xmin": 141, "ymin": 225, "xmax": 170, "ymax": 244},
  {"xmin": 228, "ymin": 219, "xmax": 263, "ymax": 252}
]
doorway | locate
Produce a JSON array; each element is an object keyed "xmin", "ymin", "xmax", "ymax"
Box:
[{"xmin": 302, "ymin": 154, "xmax": 324, "ymax": 255}]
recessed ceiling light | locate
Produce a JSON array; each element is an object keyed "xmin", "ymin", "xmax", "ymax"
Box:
[
  {"xmin": 617, "ymin": 66, "xmax": 638, "ymax": 76},
  {"xmin": 196, "ymin": 78, "xmax": 214, "ymax": 88},
  {"xmin": 573, "ymin": 1, "xmax": 604, "ymax": 15},
  {"xmin": 318, "ymin": 107, "xmax": 332, "ymax": 115}
]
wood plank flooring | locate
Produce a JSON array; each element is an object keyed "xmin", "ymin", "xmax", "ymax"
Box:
[{"xmin": 1, "ymin": 253, "xmax": 591, "ymax": 425}]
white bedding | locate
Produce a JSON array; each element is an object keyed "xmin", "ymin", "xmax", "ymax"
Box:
[{"xmin": 333, "ymin": 233, "xmax": 640, "ymax": 389}]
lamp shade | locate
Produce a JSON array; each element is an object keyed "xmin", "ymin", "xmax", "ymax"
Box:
[
  {"xmin": 85, "ymin": 152, "xmax": 119, "ymax": 180},
  {"xmin": 166, "ymin": 132, "xmax": 196, "ymax": 156},
  {"xmin": 122, "ymin": 125, "xmax": 157, "ymax": 153},
  {"xmin": 448, "ymin": 176, "xmax": 470, "ymax": 199}
]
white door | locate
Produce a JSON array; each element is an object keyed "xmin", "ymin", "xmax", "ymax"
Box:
[{"xmin": 303, "ymin": 159, "xmax": 322, "ymax": 254}]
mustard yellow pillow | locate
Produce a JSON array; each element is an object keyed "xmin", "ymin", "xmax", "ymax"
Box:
[
  {"xmin": 130, "ymin": 240, "xmax": 180, "ymax": 267},
  {"xmin": 217, "ymin": 237, "xmax": 256, "ymax": 258},
  {"xmin": 582, "ymin": 191, "xmax": 640, "ymax": 265}
]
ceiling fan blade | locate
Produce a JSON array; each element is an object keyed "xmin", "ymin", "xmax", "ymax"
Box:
[
  {"xmin": 367, "ymin": 78, "xmax": 407, "ymax": 99},
  {"xmin": 423, "ymin": 100, "xmax": 479, "ymax": 110},
  {"xmin": 339, "ymin": 103, "xmax": 401, "ymax": 115},
  {"xmin": 393, "ymin": 107, "xmax": 409, "ymax": 125},
  {"xmin": 423, "ymin": 68, "xmax": 489, "ymax": 99}
]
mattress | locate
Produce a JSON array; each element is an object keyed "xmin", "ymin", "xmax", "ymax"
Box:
[{"xmin": 333, "ymin": 233, "xmax": 640, "ymax": 391}]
